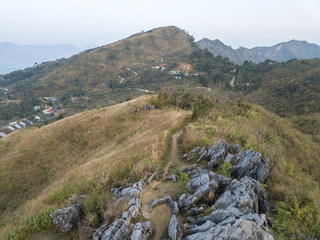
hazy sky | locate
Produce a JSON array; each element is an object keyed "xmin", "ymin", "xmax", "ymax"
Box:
[{"xmin": 1, "ymin": 0, "xmax": 320, "ymax": 49}]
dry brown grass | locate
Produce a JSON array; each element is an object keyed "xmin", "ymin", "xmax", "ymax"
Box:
[
  {"xmin": 149, "ymin": 205, "xmax": 171, "ymax": 240},
  {"xmin": 0, "ymin": 95, "xmax": 191, "ymax": 236}
]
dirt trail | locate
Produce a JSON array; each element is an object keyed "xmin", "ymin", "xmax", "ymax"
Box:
[
  {"xmin": 142, "ymin": 129, "xmax": 183, "ymax": 239},
  {"xmin": 151, "ymin": 130, "xmax": 183, "ymax": 188},
  {"xmin": 163, "ymin": 130, "xmax": 183, "ymax": 178}
]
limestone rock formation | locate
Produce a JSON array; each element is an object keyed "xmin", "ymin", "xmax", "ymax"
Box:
[
  {"xmin": 230, "ymin": 150, "xmax": 269, "ymax": 181},
  {"xmin": 168, "ymin": 215, "xmax": 183, "ymax": 240},
  {"xmin": 131, "ymin": 221, "xmax": 153, "ymax": 240},
  {"xmin": 50, "ymin": 203, "xmax": 83, "ymax": 232},
  {"xmin": 149, "ymin": 196, "xmax": 179, "ymax": 215}
]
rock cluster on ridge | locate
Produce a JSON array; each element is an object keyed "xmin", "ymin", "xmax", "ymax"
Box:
[{"xmin": 50, "ymin": 140, "xmax": 274, "ymax": 240}]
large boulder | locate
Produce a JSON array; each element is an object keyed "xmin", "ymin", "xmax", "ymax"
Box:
[
  {"xmin": 168, "ymin": 215, "xmax": 183, "ymax": 240},
  {"xmin": 230, "ymin": 150, "xmax": 269, "ymax": 181},
  {"xmin": 50, "ymin": 203, "xmax": 83, "ymax": 232},
  {"xmin": 131, "ymin": 221, "xmax": 153, "ymax": 240}
]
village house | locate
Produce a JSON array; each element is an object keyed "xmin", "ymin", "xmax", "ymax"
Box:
[
  {"xmin": 34, "ymin": 105, "xmax": 41, "ymax": 111},
  {"xmin": 19, "ymin": 122, "xmax": 26, "ymax": 127},
  {"xmin": 0, "ymin": 132, "xmax": 7, "ymax": 138},
  {"xmin": 43, "ymin": 108, "xmax": 54, "ymax": 114},
  {"xmin": 8, "ymin": 126, "xmax": 15, "ymax": 131}
]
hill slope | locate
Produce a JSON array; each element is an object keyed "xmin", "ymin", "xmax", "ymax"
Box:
[
  {"xmin": 197, "ymin": 38, "xmax": 320, "ymax": 64},
  {"xmin": 0, "ymin": 93, "xmax": 319, "ymax": 239},
  {"xmin": 1, "ymin": 26, "xmax": 193, "ymax": 97}
]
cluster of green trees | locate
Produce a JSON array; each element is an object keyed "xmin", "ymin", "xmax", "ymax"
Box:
[{"xmin": 0, "ymin": 95, "xmax": 40, "ymax": 121}]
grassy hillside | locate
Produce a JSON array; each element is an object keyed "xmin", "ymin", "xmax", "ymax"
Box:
[
  {"xmin": 0, "ymin": 95, "xmax": 191, "ymax": 238},
  {"xmin": 0, "ymin": 92, "xmax": 320, "ymax": 239}
]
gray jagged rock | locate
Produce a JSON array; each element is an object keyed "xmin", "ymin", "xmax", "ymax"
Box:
[
  {"xmin": 182, "ymin": 153, "xmax": 188, "ymax": 159},
  {"xmin": 165, "ymin": 174, "xmax": 177, "ymax": 182},
  {"xmin": 179, "ymin": 165, "xmax": 230, "ymax": 210},
  {"xmin": 184, "ymin": 220, "xmax": 215, "ymax": 235},
  {"xmin": 147, "ymin": 171, "xmax": 158, "ymax": 184},
  {"xmin": 206, "ymin": 140, "xmax": 230, "ymax": 169},
  {"xmin": 95, "ymin": 180, "xmax": 145, "ymax": 239},
  {"xmin": 111, "ymin": 180, "xmax": 145, "ymax": 199},
  {"xmin": 224, "ymin": 153, "xmax": 236, "ymax": 164},
  {"xmin": 93, "ymin": 221, "xmax": 109, "ymax": 240},
  {"xmin": 186, "ymin": 214, "xmax": 273, "ymax": 240},
  {"xmin": 178, "ymin": 194, "xmax": 198, "ymax": 211},
  {"xmin": 184, "ymin": 176, "xmax": 273, "ymax": 240},
  {"xmin": 131, "ymin": 221, "xmax": 153, "ymax": 240},
  {"xmin": 230, "ymin": 144, "xmax": 240, "ymax": 154},
  {"xmin": 212, "ymin": 177, "xmax": 268, "ymax": 215},
  {"xmin": 99, "ymin": 219, "xmax": 130, "ymax": 240},
  {"xmin": 168, "ymin": 215, "xmax": 183, "ymax": 240},
  {"xmin": 229, "ymin": 150, "xmax": 269, "ymax": 181},
  {"xmin": 188, "ymin": 146, "xmax": 200, "ymax": 161},
  {"xmin": 149, "ymin": 196, "xmax": 179, "ymax": 215},
  {"xmin": 50, "ymin": 203, "xmax": 83, "ymax": 232},
  {"xmin": 185, "ymin": 205, "xmax": 205, "ymax": 216},
  {"xmin": 197, "ymin": 147, "xmax": 208, "ymax": 162}
]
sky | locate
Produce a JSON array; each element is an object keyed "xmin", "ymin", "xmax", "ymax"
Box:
[{"xmin": 1, "ymin": 0, "xmax": 320, "ymax": 49}]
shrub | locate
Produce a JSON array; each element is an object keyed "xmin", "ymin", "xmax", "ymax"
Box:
[
  {"xmin": 46, "ymin": 185, "xmax": 77, "ymax": 204},
  {"xmin": 216, "ymin": 161, "xmax": 232, "ymax": 177},
  {"xmin": 5, "ymin": 207, "xmax": 56, "ymax": 240},
  {"xmin": 200, "ymin": 137, "xmax": 209, "ymax": 146},
  {"xmin": 177, "ymin": 172, "xmax": 189, "ymax": 195},
  {"xmin": 192, "ymin": 96, "xmax": 214, "ymax": 120},
  {"xmin": 83, "ymin": 191, "xmax": 105, "ymax": 227}
]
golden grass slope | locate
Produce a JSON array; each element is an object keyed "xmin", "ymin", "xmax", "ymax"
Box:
[{"xmin": 0, "ymin": 95, "xmax": 191, "ymax": 235}]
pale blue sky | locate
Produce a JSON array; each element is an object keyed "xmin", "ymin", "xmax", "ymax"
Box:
[{"xmin": 1, "ymin": 0, "xmax": 320, "ymax": 48}]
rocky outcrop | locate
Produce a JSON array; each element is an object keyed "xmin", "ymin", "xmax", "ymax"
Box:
[
  {"xmin": 149, "ymin": 196, "xmax": 179, "ymax": 215},
  {"xmin": 168, "ymin": 215, "xmax": 183, "ymax": 240},
  {"xmin": 131, "ymin": 104, "xmax": 156, "ymax": 114},
  {"xmin": 111, "ymin": 180, "xmax": 145, "ymax": 199},
  {"xmin": 186, "ymin": 140, "xmax": 269, "ymax": 182},
  {"xmin": 184, "ymin": 177, "xmax": 273, "ymax": 240},
  {"xmin": 94, "ymin": 180, "xmax": 146, "ymax": 240},
  {"xmin": 164, "ymin": 174, "xmax": 177, "ymax": 182},
  {"xmin": 230, "ymin": 150, "xmax": 269, "ymax": 181},
  {"xmin": 179, "ymin": 165, "xmax": 230, "ymax": 211},
  {"xmin": 97, "ymin": 219, "xmax": 130, "ymax": 240},
  {"xmin": 206, "ymin": 140, "xmax": 230, "ymax": 169},
  {"xmin": 131, "ymin": 221, "xmax": 153, "ymax": 240},
  {"xmin": 50, "ymin": 203, "xmax": 83, "ymax": 232},
  {"xmin": 179, "ymin": 142, "xmax": 273, "ymax": 240},
  {"xmin": 52, "ymin": 140, "xmax": 273, "ymax": 240}
]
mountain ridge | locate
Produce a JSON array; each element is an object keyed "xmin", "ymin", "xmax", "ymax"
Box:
[{"xmin": 197, "ymin": 38, "xmax": 320, "ymax": 64}]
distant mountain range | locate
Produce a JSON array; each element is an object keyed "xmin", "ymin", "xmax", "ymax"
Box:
[
  {"xmin": 0, "ymin": 42, "xmax": 97, "ymax": 74},
  {"xmin": 197, "ymin": 38, "xmax": 320, "ymax": 64}
]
